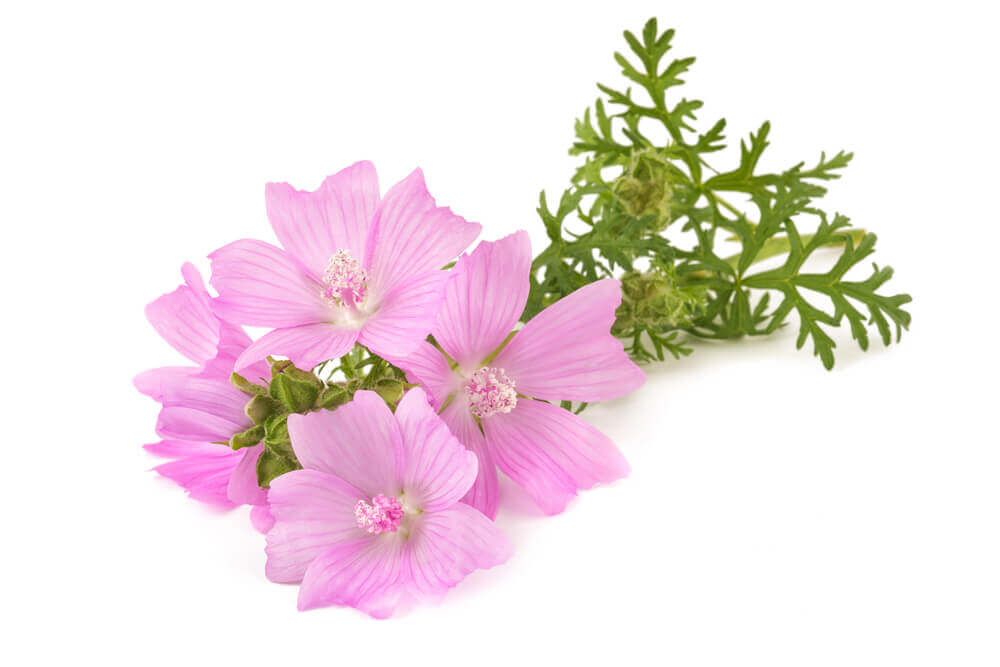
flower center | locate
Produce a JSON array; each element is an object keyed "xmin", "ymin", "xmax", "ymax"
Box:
[
  {"xmin": 465, "ymin": 366, "xmax": 517, "ymax": 419},
  {"xmin": 354, "ymin": 493, "xmax": 404, "ymax": 535},
  {"xmin": 322, "ymin": 249, "xmax": 368, "ymax": 308}
]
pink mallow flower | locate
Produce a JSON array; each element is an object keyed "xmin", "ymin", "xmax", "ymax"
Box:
[
  {"xmin": 209, "ymin": 161, "xmax": 481, "ymax": 373},
  {"xmin": 390, "ymin": 231, "xmax": 646, "ymax": 518},
  {"xmin": 266, "ymin": 388, "xmax": 512, "ymax": 618},
  {"xmin": 136, "ymin": 264, "xmax": 273, "ymax": 532}
]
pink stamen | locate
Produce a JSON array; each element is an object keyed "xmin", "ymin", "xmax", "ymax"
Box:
[
  {"xmin": 465, "ymin": 367, "xmax": 517, "ymax": 419},
  {"xmin": 322, "ymin": 249, "xmax": 368, "ymax": 307},
  {"xmin": 354, "ymin": 494, "xmax": 404, "ymax": 535}
]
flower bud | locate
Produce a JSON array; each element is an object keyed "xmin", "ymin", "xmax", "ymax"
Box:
[
  {"xmin": 613, "ymin": 265, "xmax": 706, "ymax": 336},
  {"xmin": 611, "ymin": 149, "xmax": 677, "ymax": 228}
]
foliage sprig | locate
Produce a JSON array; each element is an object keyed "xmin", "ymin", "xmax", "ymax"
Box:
[{"xmin": 526, "ymin": 19, "xmax": 911, "ymax": 369}]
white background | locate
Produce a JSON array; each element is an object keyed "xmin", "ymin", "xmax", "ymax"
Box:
[{"xmin": 2, "ymin": 1, "xmax": 997, "ymax": 665}]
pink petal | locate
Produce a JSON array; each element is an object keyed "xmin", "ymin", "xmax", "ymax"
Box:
[
  {"xmin": 494, "ymin": 278, "xmax": 645, "ymax": 402},
  {"xmin": 382, "ymin": 341, "xmax": 458, "ymax": 410},
  {"xmin": 145, "ymin": 281, "xmax": 220, "ymax": 366},
  {"xmin": 357, "ymin": 270, "xmax": 449, "ymax": 358},
  {"xmin": 405, "ymin": 504, "xmax": 512, "ymax": 599},
  {"xmin": 158, "ymin": 376, "xmax": 250, "ymax": 427},
  {"xmin": 201, "ymin": 320, "xmax": 260, "ymax": 378},
  {"xmin": 156, "ymin": 406, "xmax": 246, "ymax": 443},
  {"xmin": 441, "ymin": 398, "xmax": 499, "ymax": 519},
  {"xmin": 287, "ymin": 391, "xmax": 403, "ymax": 497},
  {"xmin": 297, "ymin": 537, "xmax": 407, "ymax": 617},
  {"xmin": 482, "ymin": 398, "xmax": 630, "ymax": 515},
  {"xmin": 234, "ymin": 323, "xmax": 358, "ymax": 372},
  {"xmin": 226, "ymin": 443, "xmax": 267, "ymax": 506},
  {"xmin": 265, "ymin": 161, "xmax": 380, "ymax": 281},
  {"xmin": 365, "ymin": 168, "xmax": 480, "ymax": 295},
  {"xmin": 144, "ymin": 439, "xmax": 200, "ymax": 458},
  {"xmin": 180, "ymin": 261, "xmax": 213, "ymax": 304},
  {"xmin": 394, "ymin": 388, "xmax": 478, "ymax": 513},
  {"xmin": 133, "ymin": 366, "xmax": 195, "ymax": 401},
  {"xmin": 433, "ymin": 231, "xmax": 532, "ymax": 369},
  {"xmin": 250, "ymin": 504, "xmax": 275, "ymax": 534},
  {"xmin": 209, "ymin": 239, "xmax": 331, "ymax": 328},
  {"xmin": 147, "ymin": 440, "xmax": 241, "ymax": 507},
  {"xmin": 265, "ymin": 470, "xmax": 366, "ymax": 584}
]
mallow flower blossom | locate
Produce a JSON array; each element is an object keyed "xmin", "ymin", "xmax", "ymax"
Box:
[
  {"xmin": 136, "ymin": 264, "xmax": 273, "ymax": 531},
  {"xmin": 209, "ymin": 161, "xmax": 481, "ymax": 373},
  {"xmin": 266, "ymin": 388, "xmax": 512, "ymax": 618},
  {"xmin": 391, "ymin": 231, "xmax": 646, "ymax": 517}
]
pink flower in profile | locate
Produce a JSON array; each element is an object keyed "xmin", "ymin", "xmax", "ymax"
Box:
[
  {"xmin": 266, "ymin": 388, "xmax": 512, "ymax": 618},
  {"xmin": 392, "ymin": 231, "xmax": 645, "ymax": 518},
  {"xmin": 209, "ymin": 161, "xmax": 481, "ymax": 373},
  {"xmin": 136, "ymin": 264, "xmax": 273, "ymax": 532}
]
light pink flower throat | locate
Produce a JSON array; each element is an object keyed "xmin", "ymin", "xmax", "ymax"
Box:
[
  {"xmin": 322, "ymin": 249, "xmax": 368, "ymax": 307},
  {"xmin": 354, "ymin": 494, "xmax": 404, "ymax": 535},
  {"xmin": 465, "ymin": 367, "xmax": 517, "ymax": 418}
]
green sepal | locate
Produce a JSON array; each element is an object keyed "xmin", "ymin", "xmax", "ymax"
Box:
[
  {"xmin": 269, "ymin": 372, "xmax": 320, "ymax": 413},
  {"xmin": 245, "ymin": 394, "xmax": 284, "ymax": 426},
  {"xmin": 230, "ymin": 372, "xmax": 267, "ymax": 397},
  {"xmin": 256, "ymin": 447, "xmax": 300, "ymax": 488},
  {"xmin": 374, "ymin": 379, "xmax": 404, "ymax": 406},
  {"xmin": 316, "ymin": 384, "xmax": 351, "ymax": 410},
  {"xmin": 271, "ymin": 360, "xmax": 323, "ymax": 387},
  {"xmin": 229, "ymin": 424, "xmax": 265, "ymax": 450}
]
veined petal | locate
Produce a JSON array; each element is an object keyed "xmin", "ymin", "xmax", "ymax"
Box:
[
  {"xmin": 145, "ymin": 281, "xmax": 219, "ymax": 366},
  {"xmin": 394, "ymin": 388, "xmax": 478, "ymax": 513},
  {"xmin": 287, "ymin": 391, "xmax": 403, "ymax": 498},
  {"xmin": 482, "ymin": 398, "xmax": 630, "ymax": 515},
  {"xmin": 146, "ymin": 440, "xmax": 241, "ymax": 507},
  {"xmin": 357, "ymin": 270, "xmax": 449, "ymax": 359},
  {"xmin": 494, "ymin": 279, "xmax": 645, "ymax": 402},
  {"xmin": 433, "ymin": 231, "xmax": 532, "ymax": 369},
  {"xmin": 158, "ymin": 376, "xmax": 249, "ymax": 427},
  {"xmin": 265, "ymin": 469, "xmax": 366, "ymax": 584},
  {"xmin": 441, "ymin": 398, "xmax": 498, "ymax": 520},
  {"xmin": 250, "ymin": 504, "xmax": 275, "ymax": 534},
  {"xmin": 383, "ymin": 341, "xmax": 458, "ymax": 410},
  {"xmin": 156, "ymin": 406, "xmax": 246, "ymax": 444},
  {"xmin": 226, "ymin": 443, "xmax": 267, "ymax": 506},
  {"xmin": 365, "ymin": 168, "xmax": 480, "ymax": 295},
  {"xmin": 209, "ymin": 239, "xmax": 331, "ymax": 328},
  {"xmin": 266, "ymin": 161, "xmax": 380, "ymax": 281},
  {"xmin": 234, "ymin": 323, "xmax": 358, "ymax": 372},
  {"xmin": 405, "ymin": 504, "xmax": 512, "ymax": 599},
  {"xmin": 133, "ymin": 366, "xmax": 195, "ymax": 401},
  {"xmin": 297, "ymin": 537, "xmax": 407, "ymax": 617}
]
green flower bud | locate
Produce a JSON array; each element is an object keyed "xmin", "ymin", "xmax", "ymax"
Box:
[
  {"xmin": 316, "ymin": 384, "xmax": 351, "ymax": 410},
  {"xmin": 613, "ymin": 264, "xmax": 706, "ymax": 336},
  {"xmin": 611, "ymin": 149, "xmax": 678, "ymax": 228},
  {"xmin": 245, "ymin": 394, "xmax": 284, "ymax": 426},
  {"xmin": 374, "ymin": 379, "xmax": 404, "ymax": 406}
]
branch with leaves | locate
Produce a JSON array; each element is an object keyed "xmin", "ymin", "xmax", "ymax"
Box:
[{"xmin": 526, "ymin": 19, "xmax": 911, "ymax": 369}]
